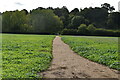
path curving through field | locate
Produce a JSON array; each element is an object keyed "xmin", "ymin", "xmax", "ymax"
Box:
[{"xmin": 40, "ymin": 36, "xmax": 119, "ymax": 78}]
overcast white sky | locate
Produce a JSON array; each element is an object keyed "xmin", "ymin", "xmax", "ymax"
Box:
[{"xmin": 0, "ymin": 0, "xmax": 120, "ymax": 12}]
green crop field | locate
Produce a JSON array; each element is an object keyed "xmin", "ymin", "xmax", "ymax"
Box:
[
  {"xmin": 2, "ymin": 34, "xmax": 55, "ymax": 78},
  {"xmin": 62, "ymin": 36, "xmax": 119, "ymax": 70},
  {"xmin": 1, "ymin": 34, "xmax": 120, "ymax": 78}
]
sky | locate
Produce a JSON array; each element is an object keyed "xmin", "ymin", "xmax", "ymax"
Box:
[{"xmin": 0, "ymin": 0, "xmax": 120, "ymax": 12}]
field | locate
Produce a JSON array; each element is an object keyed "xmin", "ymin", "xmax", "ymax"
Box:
[
  {"xmin": 0, "ymin": 34, "xmax": 2, "ymax": 79},
  {"xmin": 1, "ymin": 34, "xmax": 119, "ymax": 78},
  {"xmin": 62, "ymin": 36, "xmax": 119, "ymax": 70},
  {"xmin": 2, "ymin": 34, "xmax": 55, "ymax": 78}
]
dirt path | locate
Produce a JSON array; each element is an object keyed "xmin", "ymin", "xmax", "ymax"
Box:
[{"xmin": 40, "ymin": 36, "xmax": 119, "ymax": 78}]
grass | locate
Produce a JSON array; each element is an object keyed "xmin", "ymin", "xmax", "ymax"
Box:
[
  {"xmin": 62, "ymin": 36, "xmax": 119, "ymax": 70},
  {"xmin": 2, "ymin": 34, "xmax": 55, "ymax": 78},
  {"xmin": 0, "ymin": 33, "xmax": 2, "ymax": 79}
]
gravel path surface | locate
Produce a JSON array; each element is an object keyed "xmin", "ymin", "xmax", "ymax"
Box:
[{"xmin": 40, "ymin": 36, "xmax": 119, "ymax": 78}]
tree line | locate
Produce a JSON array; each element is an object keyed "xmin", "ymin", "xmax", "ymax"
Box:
[{"xmin": 1, "ymin": 3, "xmax": 120, "ymax": 36}]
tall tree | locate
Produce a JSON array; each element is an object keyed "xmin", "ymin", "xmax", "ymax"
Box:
[
  {"xmin": 2, "ymin": 10, "xmax": 31, "ymax": 33},
  {"xmin": 70, "ymin": 8, "xmax": 79, "ymax": 15},
  {"xmin": 54, "ymin": 6, "xmax": 69, "ymax": 28},
  {"xmin": 31, "ymin": 9, "xmax": 63, "ymax": 34},
  {"xmin": 107, "ymin": 12, "xmax": 120, "ymax": 29},
  {"xmin": 101, "ymin": 3, "xmax": 115, "ymax": 12},
  {"xmin": 80, "ymin": 7, "xmax": 108, "ymax": 28},
  {"xmin": 70, "ymin": 16, "xmax": 86, "ymax": 29},
  {"xmin": 0, "ymin": 13, "xmax": 2, "ymax": 32}
]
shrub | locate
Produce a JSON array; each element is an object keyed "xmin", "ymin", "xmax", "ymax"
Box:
[
  {"xmin": 114, "ymin": 30, "xmax": 120, "ymax": 37},
  {"xmin": 78, "ymin": 24, "xmax": 89, "ymax": 35},
  {"xmin": 94, "ymin": 28, "xmax": 120, "ymax": 36},
  {"xmin": 87, "ymin": 24, "xmax": 96, "ymax": 35},
  {"xmin": 61, "ymin": 29, "xmax": 78, "ymax": 35}
]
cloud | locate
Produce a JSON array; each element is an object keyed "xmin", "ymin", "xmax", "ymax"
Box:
[
  {"xmin": 15, "ymin": 2, "xmax": 24, "ymax": 6},
  {"xmin": 0, "ymin": 0, "xmax": 119, "ymax": 12}
]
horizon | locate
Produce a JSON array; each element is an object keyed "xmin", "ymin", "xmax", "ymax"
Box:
[{"xmin": 0, "ymin": 0, "xmax": 120, "ymax": 13}]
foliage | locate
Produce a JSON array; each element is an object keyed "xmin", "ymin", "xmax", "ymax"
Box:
[
  {"xmin": 0, "ymin": 14, "xmax": 2, "ymax": 32},
  {"xmin": 61, "ymin": 29, "xmax": 78, "ymax": 35},
  {"xmin": 53, "ymin": 6, "xmax": 69, "ymax": 28},
  {"xmin": 70, "ymin": 16, "xmax": 85, "ymax": 29},
  {"xmin": 31, "ymin": 10, "xmax": 63, "ymax": 34},
  {"xmin": 2, "ymin": 34, "xmax": 55, "ymax": 78},
  {"xmin": 1, "ymin": 3, "xmax": 120, "ymax": 36},
  {"xmin": 107, "ymin": 12, "xmax": 120, "ymax": 29},
  {"xmin": 101, "ymin": 3, "xmax": 115, "ymax": 12},
  {"xmin": 78, "ymin": 24, "xmax": 88, "ymax": 35},
  {"xmin": 80, "ymin": 7, "xmax": 108, "ymax": 28},
  {"xmin": 87, "ymin": 24, "xmax": 96, "ymax": 31},
  {"xmin": 62, "ymin": 36, "xmax": 119, "ymax": 70},
  {"xmin": 2, "ymin": 10, "xmax": 32, "ymax": 33},
  {"xmin": 70, "ymin": 8, "xmax": 79, "ymax": 15},
  {"xmin": 94, "ymin": 28, "xmax": 120, "ymax": 36}
]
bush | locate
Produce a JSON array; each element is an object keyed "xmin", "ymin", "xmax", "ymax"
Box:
[
  {"xmin": 61, "ymin": 29, "xmax": 78, "ymax": 35},
  {"xmin": 94, "ymin": 28, "xmax": 120, "ymax": 36},
  {"xmin": 114, "ymin": 30, "xmax": 120, "ymax": 37},
  {"xmin": 70, "ymin": 16, "xmax": 85, "ymax": 29},
  {"xmin": 78, "ymin": 24, "xmax": 89, "ymax": 35},
  {"xmin": 87, "ymin": 24, "xmax": 96, "ymax": 35}
]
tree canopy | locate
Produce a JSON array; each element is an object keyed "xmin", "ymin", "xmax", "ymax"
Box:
[{"xmin": 1, "ymin": 3, "xmax": 120, "ymax": 36}]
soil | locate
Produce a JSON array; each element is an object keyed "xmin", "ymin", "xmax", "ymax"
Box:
[{"xmin": 39, "ymin": 36, "xmax": 119, "ymax": 78}]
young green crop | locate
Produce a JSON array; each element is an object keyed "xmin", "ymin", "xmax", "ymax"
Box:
[
  {"xmin": 2, "ymin": 34, "xmax": 55, "ymax": 78},
  {"xmin": 62, "ymin": 36, "xmax": 119, "ymax": 70}
]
